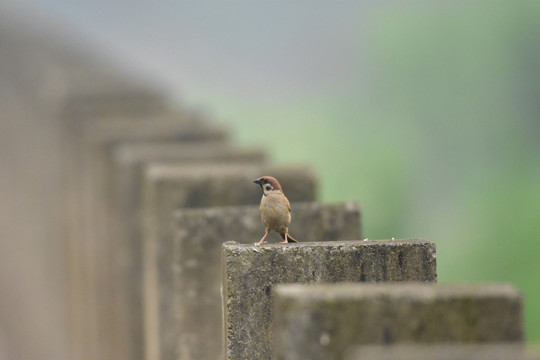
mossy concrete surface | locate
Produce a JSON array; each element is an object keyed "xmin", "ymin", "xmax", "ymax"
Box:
[
  {"xmin": 346, "ymin": 344, "xmax": 539, "ymax": 360},
  {"xmin": 222, "ymin": 239, "xmax": 437, "ymax": 360},
  {"xmin": 273, "ymin": 283, "xmax": 523, "ymax": 360}
]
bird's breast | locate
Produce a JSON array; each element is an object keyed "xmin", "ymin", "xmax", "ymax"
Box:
[{"xmin": 260, "ymin": 192, "xmax": 291, "ymax": 232}]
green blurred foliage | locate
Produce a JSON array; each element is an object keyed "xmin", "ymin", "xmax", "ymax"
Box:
[
  {"xmin": 211, "ymin": 0, "xmax": 540, "ymax": 342},
  {"xmin": 363, "ymin": 0, "xmax": 540, "ymax": 342}
]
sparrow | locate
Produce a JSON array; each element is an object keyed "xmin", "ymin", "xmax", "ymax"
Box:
[{"xmin": 253, "ymin": 176, "xmax": 298, "ymax": 245}]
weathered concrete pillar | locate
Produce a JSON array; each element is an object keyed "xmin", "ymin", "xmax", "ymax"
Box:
[
  {"xmin": 273, "ymin": 283, "xmax": 523, "ymax": 360},
  {"xmin": 345, "ymin": 344, "xmax": 540, "ymax": 360},
  {"xmin": 221, "ymin": 239, "xmax": 437, "ymax": 360},
  {"xmin": 108, "ymin": 142, "xmax": 267, "ymax": 360},
  {"xmin": 0, "ymin": 14, "xmax": 179, "ymax": 360},
  {"xmin": 156, "ymin": 202, "xmax": 360, "ymax": 360},
  {"xmin": 70, "ymin": 117, "xmax": 231, "ymax": 360},
  {"xmin": 141, "ymin": 164, "xmax": 318, "ymax": 360}
]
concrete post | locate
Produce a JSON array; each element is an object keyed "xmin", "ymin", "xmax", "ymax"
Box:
[
  {"xmin": 158, "ymin": 202, "xmax": 360, "ymax": 360},
  {"xmin": 141, "ymin": 164, "xmax": 318, "ymax": 360},
  {"xmin": 273, "ymin": 283, "xmax": 523, "ymax": 360},
  {"xmin": 108, "ymin": 142, "xmax": 267, "ymax": 360},
  {"xmin": 222, "ymin": 239, "xmax": 437, "ymax": 360}
]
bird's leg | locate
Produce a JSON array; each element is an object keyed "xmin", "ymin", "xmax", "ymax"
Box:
[
  {"xmin": 256, "ymin": 228, "xmax": 270, "ymax": 245},
  {"xmin": 279, "ymin": 232, "xmax": 289, "ymax": 244}
]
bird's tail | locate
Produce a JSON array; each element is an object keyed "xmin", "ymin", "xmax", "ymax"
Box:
[{"xmin": 281, "ymin": 232, "xmax": 298, "ymax": 243}]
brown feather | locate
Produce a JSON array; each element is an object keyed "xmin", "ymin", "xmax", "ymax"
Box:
[
  {"xmin": 260, "ymin": 190, "xmax": 290, "ymax": 234},
  {"xmin": 258, "ymin": 176, "xmax": 282, "ymax": 191},
  {"xmin": 255, "ymin": 176, "xmax": 299, "ymax": 244}
]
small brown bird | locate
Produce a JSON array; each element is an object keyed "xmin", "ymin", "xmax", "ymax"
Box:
[{"xmin": 253, "ymin": 176, "xmax": 298, "ymax": 245}]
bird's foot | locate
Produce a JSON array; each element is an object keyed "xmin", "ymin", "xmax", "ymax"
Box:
[
  {"xmin": 279, "ymin": 240, "xmax": 288, "ymax": 244},
  {"xmin": 255, "ymin": 240, "xmax": 268, "ymax": 245}
]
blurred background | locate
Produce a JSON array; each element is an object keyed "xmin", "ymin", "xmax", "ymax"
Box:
[{"xmin": 1, "ymin": 0, "xmax": 539, "ymax": 357}]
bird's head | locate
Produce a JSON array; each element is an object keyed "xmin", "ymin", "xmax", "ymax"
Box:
[{"xmin": 254, "ymin": 176, "xmax": 282, "ymax": 195}]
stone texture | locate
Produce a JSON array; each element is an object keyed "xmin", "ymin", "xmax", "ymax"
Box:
[
  {"xmin": 160, "ymin": 202, "xmax": 360, "ymax": 360},
  {"xmin": 141, "ymin": 164, "xmax": 318, "ymax": 360},
  {"xmin": 273, "ymin": 283, "xmax": 523, "ymax": 360},
  {"xmin": 345, "ymin": 344, "xmax": 540, "ymax": 360},
  {"xmin": 222, "ymin": 239, "xmax": 437, "ymax": 360}
]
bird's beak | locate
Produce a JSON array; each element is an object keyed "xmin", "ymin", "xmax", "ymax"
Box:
[{"xmin": 253, "ymin": 178, "xmax": 262, "ymax": 185}]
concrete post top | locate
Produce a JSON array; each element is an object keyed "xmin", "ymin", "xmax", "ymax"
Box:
[
  {"xmin": 346, "ymin": 344, "xmax": 539, "ymax": 360},
  {"xmin": 273, "ymin": 282, "xmax": 521, "ymax": 301},
  {"xmin": 223, "ymin": 238, "xmax": 434, "ymax": 251},
  {"xmin": 223, "ymin": 238, "xmax": 438, "ymax": 359},
  {"xmin": 145, "ymin": 162, "xmax": 316, "ymax": 180},
  {"xmin": 143, "ymin": 163, "xmax": 318, "ymax": 205},
  {"xmin": 272, "ymin": 282, "xmax": 524, "ymax": 360}
]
